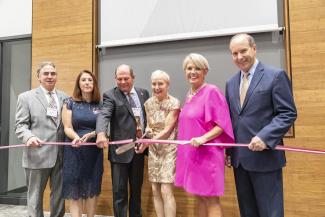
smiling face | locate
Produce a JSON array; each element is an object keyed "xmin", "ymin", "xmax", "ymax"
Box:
[
  {"xmin": 79, "ymin": 72, "xmax": 94, "ymax": 94},
  {"xmin": 229, "ymin": 35, "xmax": 257, "ymax": 73},
  {"xmin": 38, "ymin": 64, "xmax": 57, "ymax": 91},
  {"xmin": 115, "ymin": 65, "xmax": 134, "ymax": 93},
  {"xmin": 151, "ymin": 78, "xmax": 169, "ymax": 100},
  {"xmin": 184, "ymin": 61, "xmax": 207, "ymax": 90}
]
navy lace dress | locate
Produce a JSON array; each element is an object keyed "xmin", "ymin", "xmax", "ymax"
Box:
[{"xmin": 63, "ymin": 98, "xmax": 103, "ymax": 200}]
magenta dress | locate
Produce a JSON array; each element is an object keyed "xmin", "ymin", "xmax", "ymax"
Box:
[{"xmin": 174, "ymin": 84, "xmax": 234, "ymax": 196}]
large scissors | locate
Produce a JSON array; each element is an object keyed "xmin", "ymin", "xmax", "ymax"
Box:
[{"xmin": 115, "ymin": 131, "xmax": 147, "ymax": 155}]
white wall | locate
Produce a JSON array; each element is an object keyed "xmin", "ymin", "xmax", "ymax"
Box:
[
  {"xmin": 100, "ymin": 0, "xmax": 280, "ymax": 47},
  {"xmin": 0, "ymin": 0, "xmax": 32, "ymax": 39}
]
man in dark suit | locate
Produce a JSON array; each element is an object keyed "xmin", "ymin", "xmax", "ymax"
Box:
[
  {"xmin": 96, "ymin": 64, "xmax": 149, "ymax": 217},
  {"xmin": 225, "ymin": 34, "xmax": 297, "ymax": 217},
  {"xmin": 15, "ymin": 61, "xmax": 66, "ymax": 217}
]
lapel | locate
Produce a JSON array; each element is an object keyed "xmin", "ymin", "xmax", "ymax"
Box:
[
  {"xmin": 35, "ymin": 86, "xmax": 58, "ymax": 126},
  {"xmin": 55, "ymin": 90, "xmax": 65, "ymax": 128},
  {"xmin": 35, "ymin": 86, "xmax": 49, "ymax": 111},
  {"xmin": 135, "ymin": 87, "xmax": 146, "ymax": 112},
  {"xmin": 116, "ymin": 88, "xmax": 135, "ymax": 120},
  {"xmin": 240, "ymin": 62, "xmax": 265, "ymax": 112},
  {"xmin": 56, "ymin": 90, "xmax": 64, "ymax": 110},
  {"xmin": 233, "ymin": 71, "xmax": 241, "ymax": 113}
]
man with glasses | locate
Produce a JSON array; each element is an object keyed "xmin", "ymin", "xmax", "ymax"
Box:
[{"xmin": 15, "ymin": 61, "xmax": 67, "ymax": 217}]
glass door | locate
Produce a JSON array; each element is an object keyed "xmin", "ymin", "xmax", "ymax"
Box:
[{"xmin": 0, "ymin": 38, "xmax": 31, "ymax": 205}]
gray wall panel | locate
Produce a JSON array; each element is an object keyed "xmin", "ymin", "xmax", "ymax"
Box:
[{"xmin": 99, "ymin": 32, "xmax": 285, "ymax": 103}]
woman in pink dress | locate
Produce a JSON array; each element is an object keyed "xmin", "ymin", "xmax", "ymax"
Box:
[{"xmin": 175, "ymin": 53, "xmax": 234, "ymax": 217}]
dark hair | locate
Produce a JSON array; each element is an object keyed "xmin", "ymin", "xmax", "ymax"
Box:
[{"xmin": 72, "ymin": 70, "xmax": 101, "ymax": 103}]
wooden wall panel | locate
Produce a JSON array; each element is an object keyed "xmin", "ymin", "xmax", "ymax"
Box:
[
  {"xmin": 31, "ymin": 0, "xmax": 325, "ymax": 216},
  {"xmin": 283, "ymin": 0, "xmax": 325, "ymax": 216},
  {"xmin": 32, "ymin": 0, "xmax": 94, "ymax": 92},
  {"xmin": 31, "ymin": 0, "xmax": 109, "ymax": 215}
]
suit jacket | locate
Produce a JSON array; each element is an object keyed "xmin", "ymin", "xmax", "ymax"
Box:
[
  {"xmin": 225, "ymin": 62, "xmax": 297, "ymax": 172},
  {"xmin": 15, "ymin": 86, "xmax": 67, "ymax": 169},
  {"xmin": 96, "ymin": 87, "xmax": 149, "ymax": 163}
]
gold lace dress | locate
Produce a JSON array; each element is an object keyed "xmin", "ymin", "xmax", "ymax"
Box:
[{"xmin": 144, "ymin": 95, "xmax": 180, "ymax": 183}]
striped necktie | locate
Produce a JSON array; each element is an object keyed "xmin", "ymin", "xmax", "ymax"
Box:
[
  {"xmin": 127, "ymin": 93, "xmax": 143, "ymax": 137},
  {"xmin": 127, "ymin": 93, "xmax": 137, "ymax": 109},
  {"xmin": 48, "ymin": 91, "xmax": 58, "ymax": 123},
  {"xmin": 240, "ymin": 73, "xmax": 249, "ymax": 107}
]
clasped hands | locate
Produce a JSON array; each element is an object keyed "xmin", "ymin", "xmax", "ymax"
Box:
[{"xmin": 71, "ymin": 132, "xmax": 96, "ymax": 147}]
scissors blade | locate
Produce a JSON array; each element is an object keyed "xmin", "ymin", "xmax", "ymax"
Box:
[
  {"xmin": 115, "ymin": 142, "xmax": 136, "ymax": 155},
  {"xmin": 115, "ymin": 132, "xmax": 148, "ymax": 155}
]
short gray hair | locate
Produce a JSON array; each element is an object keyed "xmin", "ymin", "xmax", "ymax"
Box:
[{"xmin": 37, "ymin": 61, "xmax": 56, "ymax": 76}]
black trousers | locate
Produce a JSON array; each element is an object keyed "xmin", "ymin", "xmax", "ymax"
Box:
[
  {"xmin": 110, "ymin": 154, "xmax": 144, "ymax": 217},
  {"xmin": 234, "ymin": 165, "xmax": 284, "ymax": 217}
]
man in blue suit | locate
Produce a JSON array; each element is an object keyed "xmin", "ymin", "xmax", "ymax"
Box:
[{"xmin": 225, "ymin": 33, "xmax": 297, "ymax": 217}]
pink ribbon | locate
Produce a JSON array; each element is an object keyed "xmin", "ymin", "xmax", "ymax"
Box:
[
  {"xmin": 1, "ymin": 138, "xmax": 325, "ymax": 155},
  {"xmin": 0, "ymin": 139, "xmax": 133, "ymax": 150},
  {"xmin": 137, "ymin": 139, "xmax": 325, "ymax": 155}
]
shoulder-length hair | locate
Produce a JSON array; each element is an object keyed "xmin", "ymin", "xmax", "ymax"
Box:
[{"xmin": 72, "ymin": 70, "xmax": 101, "ymax": 103}]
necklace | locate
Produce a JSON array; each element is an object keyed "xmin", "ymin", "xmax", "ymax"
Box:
[
  {"xmin": 187, "ymin": 83, "xmax": 206, "ymax": 101},
  {"xmin": 189, "ymin": 83, "xmax": 206, "ymax": 96}
]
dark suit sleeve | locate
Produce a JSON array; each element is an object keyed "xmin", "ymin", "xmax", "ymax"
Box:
[
  {"xmin": 145, "ymin": 89, "xmax": 150, "ymax": 101},
  {"xmin": 96, "ymin": 91, "xmax": 115, "ymax": 134},
  {"xmin": 257, "ymin": 70, "xmax": 297, "ymax": 148}
]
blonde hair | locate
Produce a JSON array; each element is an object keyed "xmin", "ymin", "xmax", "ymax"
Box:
[
  {"xmin": 151, "ymin": 70, "xmax": 170, "ymax": 83},
  {"xmin": 182, "ymin": 53, "xmax": 209, "ymax": 71}
]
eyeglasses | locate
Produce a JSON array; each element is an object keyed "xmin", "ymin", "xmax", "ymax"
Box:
[{"xmin": 41, "ymin": 71, "xmax": 57, "ymax": 76}]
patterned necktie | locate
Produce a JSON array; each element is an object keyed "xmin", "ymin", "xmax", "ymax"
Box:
[
  {"xmin": 48, "ymin": 91, "xmax": 58, "ymax": 123},
  {"xmin": 240, "ymin": 73, "xmax": 249, "ymax": 107},
  {"xmin": 127, "ymin": 93, "xmax": 143, "ymax": 136},
  {"xmin": 127, "ymin": 93, "xmax": 137, "ymax": 109}
]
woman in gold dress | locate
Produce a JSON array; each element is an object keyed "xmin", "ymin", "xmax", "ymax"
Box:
[{"xmin": 137, "ymin": 70, "xmax": 180, "ymax": 217}]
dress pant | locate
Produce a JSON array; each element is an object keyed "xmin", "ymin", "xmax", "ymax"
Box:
[
  {"xmin": 234, "ymin": 164, "xmax": 284, "ymax": 217},
  {"xmin": 25, "ymin": 155, "xmax": 65, "ymax": 217},
  {"xmin": 110, "ymin": 154, "xmax": 144, "ymax": 217}
]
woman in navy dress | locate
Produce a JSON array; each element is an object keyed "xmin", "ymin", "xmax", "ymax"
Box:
[{"xmin": 62, "ymin": 70, "xmax": 103, "ymax": 217}]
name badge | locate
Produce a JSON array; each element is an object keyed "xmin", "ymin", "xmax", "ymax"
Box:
[
  {"xmin": 47, "ymin": 107, "xmax": 58, "ymax": 117},
  {"xmin": 132, "ymin": 108, "xmax": 141, "ymax": 117}
]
